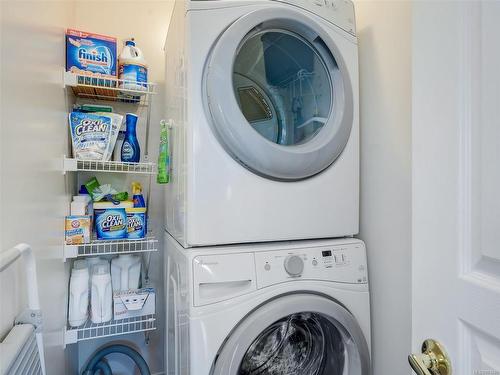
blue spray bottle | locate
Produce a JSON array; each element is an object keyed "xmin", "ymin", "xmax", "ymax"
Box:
[{"xmin": 121, "ymin": 113, "xmax": 141, "ymax": 163}]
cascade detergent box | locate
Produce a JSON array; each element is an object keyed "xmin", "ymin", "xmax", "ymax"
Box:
[{"xmin": 66, "ymin": 29, "xmax": 117, "ymax": 82}]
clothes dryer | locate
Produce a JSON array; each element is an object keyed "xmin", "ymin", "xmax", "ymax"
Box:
[{"xmin": 165, "ymin": 0, "xmax": 359, "ymax": 246}]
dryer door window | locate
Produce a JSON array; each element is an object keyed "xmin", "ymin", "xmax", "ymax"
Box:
[
  {"xmin": 210, "ymin": 294, "xmax": 370, "ymax": 375},
  {"xmin": 205, "ymin": 7, "xmax": 355, "ymax": 181},
  {"xmin": 233, "ymin": 30, "xmax": 331, "ymax": 146}
]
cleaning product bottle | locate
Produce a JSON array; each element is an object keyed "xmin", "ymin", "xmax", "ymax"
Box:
[
  {"xmin": 118, "ymin": 39, "xmax": 148, "ymax": 92},
  {"xmin": 87, "ymin": 257, "xmax": 109, "ymax": 277},
  {"xmin": 90, "ymin": 263, "xmax": 112, "ymax": 324},
  {"xmin": 111, "ymin": 254, "xmax": 141, "ymax": 292},
  {"xmin": 78, "ymin": 185, "xmax": 93, "ymax": 215},
  {"xmin": 70, "ymin": 196, "xmax": 87, "ymax": 216},
  {"xmin": 131, "ymin": 182, "xmax": 146, "ymax": 208},
  {"xmin": 86, "ymin": 257, "xmax": 108, "ymax": 301},
  {"xmin": 157, "ymin": 120, "xmax": 170, "ymax": 184},
  {"xmin": 68, "ymin": 260, "xmax": 89, "ymax": 327},
  {"xmin": 121, "ymin": 113, "xmax": 141, "ymax": 163}
]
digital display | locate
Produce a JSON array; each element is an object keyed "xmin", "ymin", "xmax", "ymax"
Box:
[{"xmin": 322, "ymin": 250, "xmax": 332, "ymax": 257}]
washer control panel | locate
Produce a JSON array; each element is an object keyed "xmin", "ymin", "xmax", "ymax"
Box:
[{"xmin": 255, "ymin": 242, "xmax": 367, "ymax": 289}]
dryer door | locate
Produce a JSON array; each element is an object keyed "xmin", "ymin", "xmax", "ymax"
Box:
[
  {"xmin": 205, "ymin": 7, "xmax": 355, "ymax": 181},
  {"xmin": 210, "ymin": 293, "xmax": 370, "ymax": 375}
]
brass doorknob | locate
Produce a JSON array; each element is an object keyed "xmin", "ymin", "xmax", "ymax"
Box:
[{"xmin": 408, "ymin": 339, "xmax": 452, "ymax": 375}]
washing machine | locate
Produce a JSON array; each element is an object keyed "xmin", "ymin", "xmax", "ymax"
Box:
[
  {"xmin": 164, "ymin": 0, "xmax": 359, "ymax": 247},
  {"xmin": 165, "ymin": 233, "xmax": 371, "ymax": 374}
]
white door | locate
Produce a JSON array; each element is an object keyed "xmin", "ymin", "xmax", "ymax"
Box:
[
  {"xmin": 205, "ymin": 7, "xmax": 356, "ymax": 181},
  {"xmin": 412, "ymin": 1, "xmax": 500, "ymax": 374}
]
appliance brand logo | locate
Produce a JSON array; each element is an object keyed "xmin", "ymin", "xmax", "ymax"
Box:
[{"xmin": 197, "ymin": 259, "xmax": 219, "ymax": 266}]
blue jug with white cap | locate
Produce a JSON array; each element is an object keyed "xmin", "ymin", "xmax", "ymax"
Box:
[{"xmin": 121, "ymin": 113, "xmax": 141, "ymax": 163}]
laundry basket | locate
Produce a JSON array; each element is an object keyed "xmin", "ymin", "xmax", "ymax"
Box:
[{"xmin": 0, "ymin": 243, "xmax": 46, "ymax": 375}]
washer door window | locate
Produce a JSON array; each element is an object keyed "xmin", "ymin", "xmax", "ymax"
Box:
[
  {"xmin": 205, "ymin": 7, "xmax": 354, "ymax": 181},
  {"xmin": 210, "ymin": 294, "xmax": 370, "ymax": 375}
]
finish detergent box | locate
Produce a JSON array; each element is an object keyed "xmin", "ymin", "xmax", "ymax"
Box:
[
  {"xmin": 66, "ymin": 29, "xmax": 117, "ymax": 79},
  {"xmin": 94, "ymin": 208, "xmax": 127, "ymax": 240}
]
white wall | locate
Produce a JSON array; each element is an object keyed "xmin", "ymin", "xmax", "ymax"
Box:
[
  {"xmin": 1, "ymin": 2, "xmax": 173, "ymax": 374},
  {"xmin": 355, "ymin": 1, "xmax": 412, "ymax": 374},
  {"xmin": 0, "ymin": 1, "xmax": 75, "ymax": 373}
]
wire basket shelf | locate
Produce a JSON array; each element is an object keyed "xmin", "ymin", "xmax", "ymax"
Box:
[
  {"xmin": 65, "ymin": 314, "xmax": 156, "ymax": 345},
  {"xmin": 63, "ymin": 157, "xmax": 156, "ymax": 175},
  {"xmin": 64, "ymin": 71, "xmax": 156, "ymax": 104},
  {"xmin": 64, "ymin": 236, "xmax": 158, "ymax": 261}
]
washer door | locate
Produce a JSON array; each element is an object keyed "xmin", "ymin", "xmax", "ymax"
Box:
[
  {"xmin": 210, "ymin": 294, "xmax": 370, "ymax": 375},
  {"xmin": 205, "ymin": 7, "xmax": 354, "ymax": 181}
]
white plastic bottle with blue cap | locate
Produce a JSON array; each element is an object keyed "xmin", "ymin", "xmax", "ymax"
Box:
[{"xmin": 119, "ymin": 38, "xmax": 148, "ymax": 92}]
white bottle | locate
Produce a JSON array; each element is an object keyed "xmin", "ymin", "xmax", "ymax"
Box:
[
  {"xmin": 78, "ymin": 193, "xmax": 93, "ymax": 215},
  {"xmin": 87, "ymin": 257, "xmax": 103, "ymax": 272},
  {"xmin": 71, "ymin": 196, "xmax": 87, "ymax": 216},
  {"xmin": 111, "ymin": 254, "xmax": 141, "ymax": 292},
  {"xmin": 86, "ymin": 257, "xmax": 104, "ymax": 300},
  {"xmin": 87, "ymin": 257, "xmax": 109, "ymax": 285},
  {"xmin": 68, "ymin": 260, "xmax": 89, "ymax": 327},
  {"xmin": 118, "ymin": 39, "xmax": 148, "ymax": 92},
  {"xmin": 90, "ymin": 264, "xmax": 112, "ymax": 324}
]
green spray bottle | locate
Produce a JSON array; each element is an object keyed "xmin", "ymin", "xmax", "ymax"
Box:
[{"xmin": 157, "ymin": 120, "xmax": 170, "ymax": 184}]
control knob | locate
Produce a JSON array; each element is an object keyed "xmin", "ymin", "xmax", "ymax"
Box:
[{"xmin": 284, "ymin": 255, "xmax": 304, "ymax": 277}]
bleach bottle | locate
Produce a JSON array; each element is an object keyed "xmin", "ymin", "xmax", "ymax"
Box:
[{"xmin": 119, "ymin": 38, "xmax": 148, "ymax": 92}]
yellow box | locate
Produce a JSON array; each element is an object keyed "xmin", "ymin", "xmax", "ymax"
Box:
[{"xmin": 65, "ymin": 216, "xmax": 91, "ymax": 245}]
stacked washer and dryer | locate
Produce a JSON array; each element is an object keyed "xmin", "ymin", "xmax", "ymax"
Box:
[{"xmin": 164, "ymin": 1, "xmax": 370, "ymax": 374}]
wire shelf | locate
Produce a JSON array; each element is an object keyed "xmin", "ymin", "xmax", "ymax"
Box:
[
  {"xmin": 65, "ymin": 314, "xmax": 156, "ymax": 345},
  {"xmin": 64, "ymin": 236, "xmax": 158, "ymax": 261},
  {"xmin": 63, "ymin": 157, "xmax": 156, "ymax": 175},
  {"xmin": 64, "ymin": 71, "xmax": 156, "ymax": 104}
]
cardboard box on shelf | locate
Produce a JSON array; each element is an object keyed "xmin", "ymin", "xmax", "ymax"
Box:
[{"xmin": 113, "ymin": 287, "xmax": 155, "ymax": 320}]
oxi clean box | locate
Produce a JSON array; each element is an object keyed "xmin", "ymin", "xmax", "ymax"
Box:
[{"xmin": 66, "ymin": 29, "xmax": 117, "ymax": 79}]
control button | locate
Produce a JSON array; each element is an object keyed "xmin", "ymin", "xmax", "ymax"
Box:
[
  {"xmin": 312, "ymin": 259, "xmax": 318, "ymax": 266},
  {"xmin": 284, "ymin": 255, "xmax": 304, "ymax": 277},
  {"xmin": 264, "ymin": 263, "xmax": 271, "ymax": 271}
]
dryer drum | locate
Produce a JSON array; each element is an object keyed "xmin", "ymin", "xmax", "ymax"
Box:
[{"xmin": 239, "ymin": 313, "xmax": 345, "ymax": 375}]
